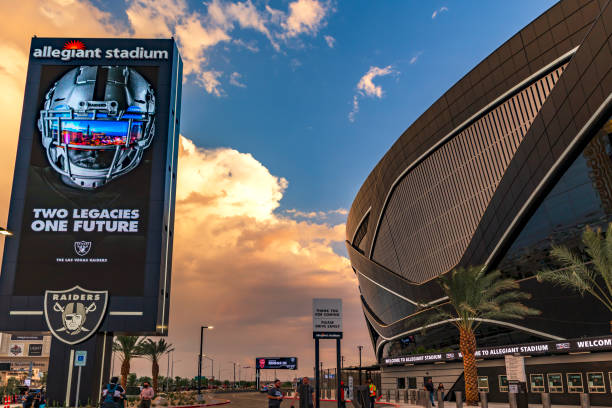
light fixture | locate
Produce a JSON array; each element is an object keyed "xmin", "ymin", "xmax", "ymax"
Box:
[{"xmin": 0, "ymin": 228, "xmax": 13, "ymax": 236}]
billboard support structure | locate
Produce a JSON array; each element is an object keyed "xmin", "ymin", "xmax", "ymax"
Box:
[
  {"xmin": 313, "ymin": 299, "xmax": 343, "ymax": 408},
  {"xmin": 0, "ymin": 37, "xmax": 182, "ymax": 405}
]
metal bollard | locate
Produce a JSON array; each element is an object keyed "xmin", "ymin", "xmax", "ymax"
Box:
[
  {"xmin": 394, "ymin": 389, "xmax": 400, "ymax": 403},
  {"xmin": 386, "ymin": 389, "xmax": 390, "ymax": 402},
  {"xmin": 455, "ymin": 391, "xmax": 463, "ymax": 408},
  {"xmin": 419, "ymin": 390, "xmax": 428, "ymax": 407},
  {"xmin": 404, "ymin": 390, "xmax": 409, "ymax": 403},
  {"xmin": 541, "ymin": 392, "xmax": 551, "ymax": 408},
  {"xmin": 479, "ymin": 392, "xmax": 488, "ymax": 408},
  {"xmin": 508, "ymin": 392, "xmax": 518, "ymax": 408},
  {"xmin": 580, "ymin": 393, "xmax": 590, "ymax": 408},
  {"xmin": 425, "ymin": 392, "xmax": 432, "ymax": 408},
  {"xmin": 437, "ymin": 390, "xmax": 444, "ymax": 408}
]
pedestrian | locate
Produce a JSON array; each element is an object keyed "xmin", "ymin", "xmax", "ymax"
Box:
[
  {"xmin": 366, "ymin": 378, "xmax": 376, "ymax": 408},
  {"xmin": 267, "ymin": 379, "xmax": 284, "ymax": 408},
  {"xmin": 292, "ymin": 377, "xmax": 314, "ymax": 408},
  {"xmin": 34, "ymin": 389, "xmax": 46, "ymax": 408},
  {"xmin": 339, "ymin": 380, "xmax": 346, "ymax": 408},
  {"xmin": 424, "ymin": 378, "xmax": 435, "ymax": 407},
  {"xmin": 139, "ymin": 382, "xmax": 154, "ymax": 408},
  {"xmin": 22, "ymin": 391, "xmax": 34, "ymax": 408},
  {"xmin": 101, "ymin": 377, "xmax": 125, "ymax": 408},
  {"xmin": 437, "ymin": 383, "xmax": 445, "ymax": 401}
]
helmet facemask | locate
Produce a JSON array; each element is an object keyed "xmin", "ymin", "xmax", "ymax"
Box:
[{"xmin": 38, "ymin": 66, "xmax": 155, "ymax": 189}]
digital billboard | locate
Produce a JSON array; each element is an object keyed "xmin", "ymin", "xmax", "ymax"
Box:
[
  {"xmin": 256, "ymin": 357, "xmax": 298, "ymax": 370},
  {"xmin": 0, "ymin": 38, "xmax": 182, "ymax": 342}
]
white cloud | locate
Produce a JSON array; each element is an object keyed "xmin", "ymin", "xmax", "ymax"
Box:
[
  {"xmin": 0, "ymin": 0, "xmax": 335, "ymax": 96},
  {"xmin": 349, "ymin": 65, "xmax": 398, "ymax": 122},
  {"xmin": 197, "ymin": 70, "xmax": 225, "ymax": 97},
  {"xmin": 274, "ymin": 0, "xmax": 330, "ymax": 39},
  {"xmin": 208, "ymin": 0, "xmax": 280, "ymax": 51},
  {"xmin": 229, "ymin": 72, "xmax": 247, "ymax": 88},
  {"xmin": 410, "ymin": 51, "xmax": 423, "ymax": 65},
  {"xmin": 233, "ymin": 38, "xmax": 260, "ymax": 52},
  {"xmin": 290, "ymin": 58, "xmax": 303, "ymax": 71},
  {"xmin": 357, "ymin": 65, "xmax": 396, "ymax": 98},
  {"xmin": 432, "ymin": 6, "xmax": 449, "ymax": 19},
  {"xmin": 286, "ymin": 208, "xmax": 348, "ymax": 219},
  {"xmin": 324, "ymin": 35, "xmax": 336, "ymax": 48},
  {"xmin": 348, "ymin": 95, "xmax": 359, "ymax": 123}
]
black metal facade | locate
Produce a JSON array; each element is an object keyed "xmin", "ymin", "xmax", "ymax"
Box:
[{"xmin": 346, "ymin": 0, "xmax": 612, "ymax": 362}]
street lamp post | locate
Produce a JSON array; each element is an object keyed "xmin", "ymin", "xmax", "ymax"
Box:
[
  {"xmin": 198, "ymin": 325, "xmax": 213, "ymax": 395},
  {"xmin": 204, "ymin": 355, "xmax": 214, "ymax": 385},
  {"xmin": 166, "ymin": 350, "xmax": 171, "ymax": 391},
  {"xmin": 358, "ymin": 346, "xmax": 363, "ymax": 385}
]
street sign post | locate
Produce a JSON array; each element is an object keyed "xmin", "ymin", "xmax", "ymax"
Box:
[
  {"xmin": 74, "ymin": 351, "xmax": 87, "ymax": 408},
  {"xmin": 313, "ymin": 299, "xmax": 343, "ymax": 408}
]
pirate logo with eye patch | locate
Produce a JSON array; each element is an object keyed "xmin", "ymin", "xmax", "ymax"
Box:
[{"xmin": 44, "ymin": 286, "xmax": 108, "ymax": 345}]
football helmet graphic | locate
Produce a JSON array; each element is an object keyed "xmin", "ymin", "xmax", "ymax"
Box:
[{"xmin": 38, "ymin": 66, "xmax": 155, "ymax": 189}]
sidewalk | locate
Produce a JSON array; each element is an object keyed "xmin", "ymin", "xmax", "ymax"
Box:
[{"xmin": 388, "ymin": 403, "xmax": 606, "ymax": 408}]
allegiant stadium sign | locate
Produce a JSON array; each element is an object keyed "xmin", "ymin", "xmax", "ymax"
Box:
[
  {"xmin": 33, "ymin": 46, "xmax": 168, "ymax": 61},
  {"xmin": 384, "ymin": 335, "xmax": 612, "ymax": 366}
]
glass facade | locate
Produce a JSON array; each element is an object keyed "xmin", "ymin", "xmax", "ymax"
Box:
[
  {"xmin": 357, "ymin": 272, "xmax": 416, "ymax": 325},
  {"xmin": 498, "ymin": 117, "xmax": 612, "ymax": 280},
  {"xmin": 372, "ymin": 66, "xmax": 566, "ymax": 284}
]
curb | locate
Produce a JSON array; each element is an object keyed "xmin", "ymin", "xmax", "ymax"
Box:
[
  {"xmin": 282, "ymin": 396, "xmax": 399, "ymax": 407},
  {"xmin": 168, "ymin": 401, "xmax": 231, "ymax": 407}
]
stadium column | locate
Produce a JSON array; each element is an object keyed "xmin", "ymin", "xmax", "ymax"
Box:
[{"xmin": 46, "ymin": 332, "xmax": 113, "ymax": 406}]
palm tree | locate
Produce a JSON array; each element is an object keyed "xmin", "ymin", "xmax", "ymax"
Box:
[
  {"xmin": 138, "ymin": 338, "xmax": 175, "ymax": 393},
  {"xmin": 424, "ymin": 266, "xmax": 540, "ymax": 406},
  {"xmin": 113, "ymin": 336, "xmax": 143, "ymax": 388},
  {"xmin": 537, "ymin": 224, "xmax": 612, "ymax": 315}
]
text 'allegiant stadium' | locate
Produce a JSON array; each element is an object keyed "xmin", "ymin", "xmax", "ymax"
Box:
[{"xmin": 32, "ymin": 46, "xmax": 169, "ymax": 61}]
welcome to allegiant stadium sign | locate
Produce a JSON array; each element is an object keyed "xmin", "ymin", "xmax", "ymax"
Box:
[{"xmin": 384, "ymin": 336, "xmax": 612, "ymax": 366}]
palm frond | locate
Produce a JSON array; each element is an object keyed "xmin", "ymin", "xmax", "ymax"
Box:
[
  {"xmin": 415, "ymin": 306, "xmax": 455, "ymax": 335},
  {"xmin": 537, "ymin": 267, "xmax": 592, "ymax": 295},
  {"xmin": 137, "ymin": 338, "xmax": 175, "ymax": 363},
  {"xmin": 583, "ymin": 226, "xmax": 607, "ymax": 280}
]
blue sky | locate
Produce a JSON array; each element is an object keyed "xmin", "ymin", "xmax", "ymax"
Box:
[
  {"xmin": 84, "ymin": 0, "xmax": 558, "ymax": 215},
  {"xmin": 168, "ymin": 0, "xmax": 558, "ymax": 214}
]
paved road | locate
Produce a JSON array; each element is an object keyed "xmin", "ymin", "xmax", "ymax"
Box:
[{"xmin": 216, "ymin": 392, "xmax": 362, "ymax": 407}]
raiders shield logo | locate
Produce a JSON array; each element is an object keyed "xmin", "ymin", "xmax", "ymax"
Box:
[
  {"xmin": 74, "ymin": 241, "xmax": 92, "ymax": 256},
  {"xmin": 44, "ymin": 286, "xmax": 108, "ymax": 345}
]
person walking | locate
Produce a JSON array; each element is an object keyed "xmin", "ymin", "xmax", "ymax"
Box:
[
  {"xmin": 101, "ymin": 377, "xmax": 125, "ymax": 408},
  {"xmin": 139, "ymin": 381, "xmax": 154, "ymax": 408},
  {"xmin": 424, "ymin": 378, "xmax": 435, "ymax": 407},
  {"xmin": 366, "ymin": 378, "xmax": 376, "ymax": 408},
  {"xmin": 33, "ymin": 390, "xmax": 46, "ymax": 408},
  {"xmin": 22, "ymin": 391, "xmax": 34, "ymax": 408},
  {"xmin": 292, "ymin": 377, "xmax": 314, "ymax": 408},
  {"xmin": 268, "ymin": 379, "xmax": 284, "ymax": 408},
  {"xmin": 339, "ymin": 380, "xmax": 346, "ymax": 408}
]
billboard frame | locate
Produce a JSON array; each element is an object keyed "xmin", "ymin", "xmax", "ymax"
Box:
[{"xmin": 0, "ymin": 37, "xmax": 183, "ymax": 337}]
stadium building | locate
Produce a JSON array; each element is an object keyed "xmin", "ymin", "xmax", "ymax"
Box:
[{"xmin": 346, "ymin": 0, "xmax": 612, "ymax": 404}]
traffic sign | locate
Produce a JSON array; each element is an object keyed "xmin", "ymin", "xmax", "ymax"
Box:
[
  {"xmin": 75, "ymin": 351, "xmax": 87, "ymax": 367},
  {"xmin": 313, "ymin": 298, "xmax": 342, "ymax": 338}
]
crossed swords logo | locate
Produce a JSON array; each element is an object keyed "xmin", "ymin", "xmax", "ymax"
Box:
[{"xmin": 53, "ymin": 301, "xmax": 96, "ymax": 334}]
